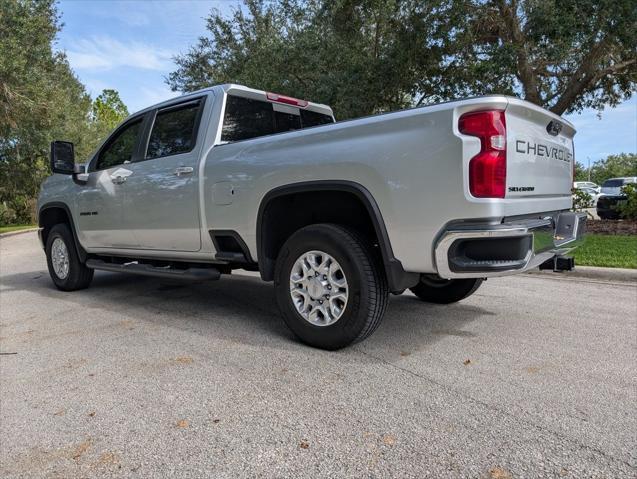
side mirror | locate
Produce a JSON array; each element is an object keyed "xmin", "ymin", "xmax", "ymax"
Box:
[{"xmin": 50, "ymin": 141, "xmax": 75, "ymax": 175}]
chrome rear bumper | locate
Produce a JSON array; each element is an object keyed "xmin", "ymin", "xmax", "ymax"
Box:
[{"xmin": 435, "ymin": 212, "xmax": 586, "ymax": 279}]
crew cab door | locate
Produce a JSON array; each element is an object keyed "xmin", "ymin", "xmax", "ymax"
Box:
[
  {"xmin": 77, "ymin": 117, "xmax": 144, "ymax": 248},
  {"xmin": 122, "ymin": 98, "xmax": 206, "ymax": 251}
]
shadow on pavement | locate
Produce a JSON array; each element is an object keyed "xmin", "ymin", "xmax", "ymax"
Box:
[{"xmin": 1, "ymin": 267, "xmax": 496, "ymax": 356}]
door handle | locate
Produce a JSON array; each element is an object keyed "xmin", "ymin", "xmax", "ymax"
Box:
[
  {"xmin": 110, "ymin": 168, "xmax": 132, "ymax": 184},
  {"xmin": 173, "ymin": 166, "xmax": 194, "ymax": 177},
  {"xmin": 111, "ymin": 175, "xmax": 127, "ymax": 184}
]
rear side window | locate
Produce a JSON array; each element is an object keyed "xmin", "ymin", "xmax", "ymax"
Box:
[
  {"xmin": 221, "ymin": 95, "xmax": 334, "ymax": 143},
  {"xmin": 96, "ymin": 119, "xmax": 142, "ymax": 171},
  {"xmin": 221, "ymin": 96, "xmax": 274, "ymax": 142},
  {"xmin": 146, "ymin": 101, "xmax": 201, "ymax": 159}
]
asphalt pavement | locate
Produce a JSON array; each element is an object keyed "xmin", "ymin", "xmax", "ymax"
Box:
[{"xmin": 1, "ymin": 232, "xmax": 635, "ymax": 478}]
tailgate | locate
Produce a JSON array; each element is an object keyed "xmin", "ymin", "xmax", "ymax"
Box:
[{"xmin": 505, "ymin": 99, "xmax": 575, "ymax": 198}]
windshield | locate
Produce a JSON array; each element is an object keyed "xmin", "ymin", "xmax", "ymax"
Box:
[{"xmin": 601, "ymin": 179, "xmax": 632, "ymax": 195}]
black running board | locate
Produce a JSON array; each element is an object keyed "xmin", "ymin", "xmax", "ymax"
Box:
[{"xmin": 86, "ymin": 259, "xmax": 221, "ymax": 281}]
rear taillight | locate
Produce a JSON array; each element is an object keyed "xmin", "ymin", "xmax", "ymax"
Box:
[{"xmin": 459, "ymin": 110, "xmax": 507, "ymax": 198}]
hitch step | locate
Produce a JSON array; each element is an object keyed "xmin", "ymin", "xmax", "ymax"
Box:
[
  {"xmin": 539, "ymin": 255, "xmax": 575, "ymax": 272},
  {"xmin": 86, "ymin": 259, "xmax": 221, "ymax": 281}
]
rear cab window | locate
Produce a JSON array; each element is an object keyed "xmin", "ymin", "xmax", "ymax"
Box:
[{"xmin": 221, "ymin": 95, "xmax": 334, "ymax": 143}]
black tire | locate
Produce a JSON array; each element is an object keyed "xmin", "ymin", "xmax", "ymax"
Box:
[
  {"xmin": 274, "ymin": 223, "xmax": 389, "ymax": 350},
  {"xmin": 45, "ymin": 223, "xmax": 93, "ymax": 291},
  {"xmin": 409, "ymin": 274, "xmax": 482, "ymax": 304}
]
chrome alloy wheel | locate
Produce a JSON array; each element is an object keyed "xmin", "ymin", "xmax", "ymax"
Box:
[
  {"xmin": 51, "ymin": 237, "xmax": 70, "ymax": 279},
  {"xmin": 289, "ymin": 250, "xmax": 348, "ymax": 326}
]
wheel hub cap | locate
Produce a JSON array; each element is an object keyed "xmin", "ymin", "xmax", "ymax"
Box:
[
  {"xmin": 289, "ymin": 250, "xmax": 348, "ymax": 327},
  {"xmin": 51, "ymin": 237, "xmax": 70, "ymax": 280}
]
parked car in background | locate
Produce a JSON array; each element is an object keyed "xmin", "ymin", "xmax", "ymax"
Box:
[
  {"xmin": 596, "ymin": 177, "xmax": 637, "ymax": 219},
  {"xmin": 574, "ymin": 186, "xmax": 601, "ymax": 207},
  {"xmin": 574, "ymin": 181, "xmax": 601, "ymax": 193}
]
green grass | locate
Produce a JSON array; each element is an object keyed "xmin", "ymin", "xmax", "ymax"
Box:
[
  {"xmin": 573, "ymin": 234, "xmax": 637, "ymax": 269},
  {"xmin": 0, "ymin": 224, "xmax": 36, "ymax": 235}
]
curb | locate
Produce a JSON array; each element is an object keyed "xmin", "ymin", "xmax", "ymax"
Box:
[
  {"xmin": 0, "ymin": 228, "xmax": 39, "ymax": 239},
  {"xmin": 527, "ymin": 265, "xmax": 637, "ymax": 283}
]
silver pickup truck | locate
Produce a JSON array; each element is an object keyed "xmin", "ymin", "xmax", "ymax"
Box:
[{"xmin": 39, "ymin": 84, "xmax": 586, "ymax": 349}]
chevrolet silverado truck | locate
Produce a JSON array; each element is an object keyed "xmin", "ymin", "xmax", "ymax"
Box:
[{"xmin": 39, "ymin": 84, "xmax": 586, "ymax": 349}]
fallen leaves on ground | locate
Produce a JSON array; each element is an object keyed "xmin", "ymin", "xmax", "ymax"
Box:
[
  {"xmin": 489, "ymin": 466, "xmax": 512, "ymax": 479},
  {"xmin": 174, "ymin": 356, "xmax": 193, "ymax": 364},
  {"xmin": 72, "ymin": 439, "xmax": 92, "ymax": 460},
  {"xmin": 463, "ymin": 359, "xmax": 471, "ymax": 365},
  {"xmin": 176, "ymin": 419, "xmax": 189, "ymax": 428},
  {"xmin": 382, "ymin": 434, "xmax": 396, "ymax": 446},
  {"xmin": 95, "ymin": 451, "xmax": 118, "ymax": 466},
  {"xmin": 299, "ymin": 440, "xmax": 310, "ymax": 449}
]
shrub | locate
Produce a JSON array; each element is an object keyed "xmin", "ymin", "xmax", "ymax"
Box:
[
  {"xmin": 572, "ymin": 188, "xmax": 594, "ymax": 211},
  {"xmin": 0, "ymin": 202, "xmax": 17, "ymax": 225},
  {"xmin": 616, "ymin": 183, "xmax": 637, "ymax": 220}
]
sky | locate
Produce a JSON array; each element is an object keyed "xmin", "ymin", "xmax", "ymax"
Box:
[{"xmin": 56, "ymin": 0, "xmax": 636, "ymax": 164}]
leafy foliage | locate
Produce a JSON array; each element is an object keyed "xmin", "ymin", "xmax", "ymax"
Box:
[
  {"xmin": 574, "ymin": 161, "xmax": 590, "ymax": 182},
  {"xmin": 588, "ymin": 153, "xmax": 637, "ymax": 186},
  {"xmin": 616, "ymin": 183, "xmax": 637, "ymax": 220},
  {"xmin": 0, "ymin": 0, "xmax": 128, "ymax": 224},
  {"xmin": 91, "ymin": 89, "xmax": 129, "ymax": 139},
  {"xmin": 168, "ymin": 0, "xmax": 636, "ymax": 118},
  {"xmin": 572, "ymin": 188, "xmax": 594, "ymax": 211},
  {"xmin": 169, "ymin": 0, "xmax": 447, "ymax": 119},
  {"xmin": 443, "ymin": 0, "xmax": 636, "ymax": 115}
]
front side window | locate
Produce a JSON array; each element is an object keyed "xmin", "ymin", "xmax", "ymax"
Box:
[
  {"xmin": 96, "ymin": 119, "xmax": 142, "ymax": 171},
  {"xmin": 146, "ymin": 101, "xmax": 201, "ymax": 159}
]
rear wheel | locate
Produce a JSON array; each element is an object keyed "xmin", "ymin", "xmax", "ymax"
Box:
[
  {"xmin": 45, "ymin": 224, "xmax": 93, "ymax": 291},
  {"xmin": 274, "ymin": 224, "xmax": 389, "ymax": 350},
  {"xmin": 409, "ymin": 274, "xmax": 482, "ymax": 304}
]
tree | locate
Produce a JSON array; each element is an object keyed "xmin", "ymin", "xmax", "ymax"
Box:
[
  {"xmin": 574, "ymin": 161, "xmax": 590, "ymax": 182},
  {"xmin": 0, "ymin": 0, "xmax": 128, "ymax": 224},
  {"xmin": 168, "ymin": 0, "xmax": 446, "ymax": 119},
  {"xmin": 0, "ymin": 0, "xmax": 92, "ymax": 223},
  {"xmin": 90, "ymin": 89, "xmax": 129, "ymax": 149},
  {"xmin": 588, "ymin": 153, "xmax": 637, "ymax": 185},
  {"xmin": 443, "ymin": 0, "xmax": 637, "ymax": 115},
  {"xmin": 92, "ymin": 89, "xmax": 129, "ymax": 132},
  {"xmin": 168, "ymin": 0, "xmax": 636, "ymax": 119}
]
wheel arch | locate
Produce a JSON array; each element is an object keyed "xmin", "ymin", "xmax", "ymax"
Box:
[
  {"xmin": 39, "ymin": 202, "xmax": 87, "ymax": 262},
  {"xmin": 256, "ymin": 180, "xmax": 418, "ymax": 292}
]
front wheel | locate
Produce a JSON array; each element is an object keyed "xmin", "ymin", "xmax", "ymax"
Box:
[
  {"xmin": 274, "ymin": 224, "xmax": 389, "ymax": 350},
  {"xmin": 409, "ymin": 274, "xmax": 482, "ymax": 304},
  {"xmin": 45, "ymin": 224, "xmax": 93, "ymax": 291}
]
